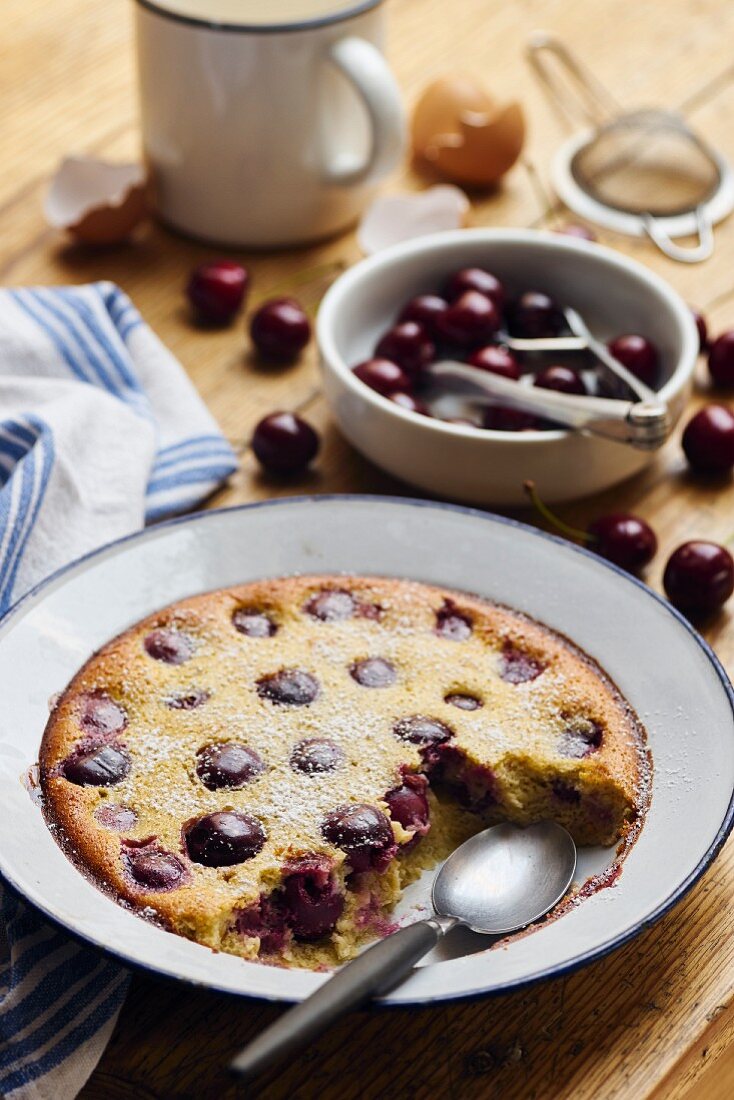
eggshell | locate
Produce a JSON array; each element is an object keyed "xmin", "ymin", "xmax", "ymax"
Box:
[
  {"xmin": 412, "ymin": 76, "xmax": 526, "ymax": 186},
  {"xmin": 357, "ymin": 186, "xmax": 470, "ymax": 255},
  {"xmin": 44, "ymin": 157, "xmax": 149, "ymax": 244}
]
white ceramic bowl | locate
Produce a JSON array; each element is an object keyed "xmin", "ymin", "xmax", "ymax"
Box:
[{"xmin": 317, "ymin": 229, "xmax": 698, "ymax": 505}]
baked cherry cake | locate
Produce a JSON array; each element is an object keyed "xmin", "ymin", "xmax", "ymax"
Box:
[{"xmin": 39, "ymin": 575, "xmax": 649, "ymax": 969}]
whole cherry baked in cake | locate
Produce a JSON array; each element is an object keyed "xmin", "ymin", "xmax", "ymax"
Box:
[{"xmin": 39, "ymin": 575, "xmax": 650, "ymax": 969}]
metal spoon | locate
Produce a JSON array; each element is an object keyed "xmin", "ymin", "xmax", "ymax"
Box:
[{"xmin": 230, "ymin": 821, "xmax": 577, "ymax": 1082}]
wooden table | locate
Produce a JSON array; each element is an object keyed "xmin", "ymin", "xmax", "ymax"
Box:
[{"xmin": 3, "ymin": 0, "xmax": 734, "ymax": 1095}]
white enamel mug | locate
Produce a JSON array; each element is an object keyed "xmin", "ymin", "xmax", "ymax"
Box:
[{"xmin": 134, "ymin": 0, "xmax": 406, "ymax": 247}]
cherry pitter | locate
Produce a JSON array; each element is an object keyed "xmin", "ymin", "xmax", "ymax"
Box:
[{"xmin": 428, "ymin": 305, "xmax": 672, "ymax": 451}]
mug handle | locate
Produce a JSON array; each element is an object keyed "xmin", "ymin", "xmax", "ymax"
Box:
[{"xmin": 325, "ymin": 36, "xmax": 406, "ymax": 186}]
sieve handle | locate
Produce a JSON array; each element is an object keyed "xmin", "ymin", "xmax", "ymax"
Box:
[
  {"xmin": 526, "ymin": 33, "xmax": 621, "ymax": 128},
  {"xmin": 643, "ymin": 208, "xmax": 714, "ymax": 264}
]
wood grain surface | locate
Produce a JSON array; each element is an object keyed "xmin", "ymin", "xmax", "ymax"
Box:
[{"xmin": 2, "ymin": 0, "xmax": 734, "ymax": 1096}]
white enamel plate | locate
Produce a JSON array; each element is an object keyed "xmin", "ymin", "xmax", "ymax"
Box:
[{"xmin": 1, "ymin": 497, "xmax": 732, "ymax": 1004}]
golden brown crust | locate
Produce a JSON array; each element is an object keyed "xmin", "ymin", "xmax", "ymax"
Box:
[{"xmin": 39, "ymin": 574, "xmax": 649, "ymax": 965}]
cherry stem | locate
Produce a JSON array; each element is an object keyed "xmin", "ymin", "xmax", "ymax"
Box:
[
  {"xmin": 256, "ymin": 260, "xmax": 346, "ymax": 306},
  {"xmin": 523, "ymin": 480, "xmax": 593, "ymax": 544}
]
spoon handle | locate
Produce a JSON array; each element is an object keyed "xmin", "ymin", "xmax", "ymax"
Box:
[{"xmin": 230, "ymin": 919, "xmax": 446, "ymax": 1082}]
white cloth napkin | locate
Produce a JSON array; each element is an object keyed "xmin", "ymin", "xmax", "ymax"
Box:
[{"xmin": 0, "ymin": 282, "xmax": 238, "ymax": 1098}]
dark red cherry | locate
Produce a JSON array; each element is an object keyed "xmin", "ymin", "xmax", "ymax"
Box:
[
  {"xmin": 510, "ymin": 292, "xmax": 563, "ymax": 338},
  {"xmin": 352, "ymin": 358, "xmax": 413, "ymax": 396},
  {"xmin": 375, "ymin": 322, "xmax": 435, "ymax": 376},
  {"xmin": 257, "ymin": 669, "xmax": 320, "ymax": 705},
  {"xmin": 185, "ymin": 811, "xmax": 266, "ymax": 866},
  {"xmin": 500, "ymin": 644, "xmax": 544, "ymax": 684},
  {"xmin": 196, "ymin": 742, "xmax": 265, "ymax": 790},
  {"xmin": 186, "ymin": 261, "xmax": 248, "ymax": 325},
  {"xmin": 663, "ymin": 541, "xmax": 734, "ymax": 617},
  {"xmin": 250, "ymin": 297, "xmax": 311, "ymax": 361},
  {"xmin": 468, "ymin": 345, "xmax": 521, "ymax": 380},
  {"xmin": 437, "ymin": 291, "xmax": 501, "ymax": 347},
  {"xmin": 251, "ymin": 411, "xmax": 319, "ymax": 475},
  {"xmin": 321, "ymin": 803, "xmax": 396, "ymax": 873},
  {"xmin": 708, "ymin": 332, "xmax": 734, "ymax": 387},
  {"xmin": 281, "ymin": 856, "xmax": 344, "ymax": 940},
  {"xmin": 587, "ymin": 513, "xmax": 657, "ymax": 571},
  {"xmin": 63, "ymin": 744, "xmax": 130, "ymax": 786},
  {"xmin": 80, "ymin": 693, "xmax": 127, "ymax": 736},
  {"xmin": 389, "ymin": 391, "xmax": 429, "ymax": 415},
  {"xmin": 399, "ymin": 294, "xmax": 449, "ymax": 338},
  {"xmin": 558, "ymin": 721, "xmax": 603, "ymax": 758},
  {"xmin": 555, "ymin": 223, "xmax": 596, "ymax": 241},
  {"xmin": 435, "ymin": 599, "xmax": 472, "ymax": 640},
  {"xmin": 445, "ymin": 268, "xmax": 506, "ymax": 311},
  {"xmin": 233, "ymin": 607, "xmax": 278, "ymax": 637},
  {"xmin": 95, "ymin": 804, "xmax": 137, "ymax": 831},
  {"xmin": 123, "ymin": 845, "xmax": 187, "ymax": 890},
  {"xmin": 393, "ymin": 715, "xmax": 453, "ymax": 746},
  {"xmin": 482, "ymin": 405, "xmax": 539, "ymax": 432},
  {"xmin": 690, "ymin": 308, "xmax": 708, "ymax": 352},
  {"xmin": 607, "ymin": 334, "xmax": 659, "ymax": 388},
  {"xmin": 534, "ymin": 365, "xmax": 587, "ymax": 395},
  {"xmin": 350, "ymin": 657, "xmax": 396, "ymax": 688},
  {"xmin": 144, "ymin": 629, "xmax": 193, "ymax": 665},
  {"xmin": 304, "ymin": 589, "xmax": 355, "ymax": 621},
  {"xmin": 682, "ymin": 405, "xmax": 734, "ymax": 473},
  {"xmin": 385, "ymin": 773, "xmax": 430, "ymax": 834},
  {"xmin": 444, "ymin": 692, "xmax": 483, "ymax": 710},
  {"xmin": 166, "ymin": 689, "xmax": 210, "ymax": 710},
  {"xmin": 290, "ymin": 738, "xmax": 344, "ymax": 774}
]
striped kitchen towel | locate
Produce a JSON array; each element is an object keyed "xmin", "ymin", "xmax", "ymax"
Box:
[{"xmin": 0, "ymin": 282, "xmax": 238, "ymax": 1098}]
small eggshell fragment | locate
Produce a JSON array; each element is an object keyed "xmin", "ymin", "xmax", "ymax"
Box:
[
  {"xmin": 44, "ymin": 156, "xmax": 149, "ymax": 244},
  {"xmin": 412, "ymin": 75, "xmax": 525, "ymax": 187},
  {"xmin": 357, "ymin": 185, "xmax": 470, "ymax": 255}
]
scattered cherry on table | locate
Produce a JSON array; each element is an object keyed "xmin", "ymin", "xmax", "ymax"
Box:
[
  {"xmin": 586, "ymin": 513, "xmax": 658, "ymax": 572},
  {"xmin": 663, "ymin": 541, "xmax": 734, "ymax": 618},
  {"xmin": 250, "ymin": 297, "xmax": 311, "ymax": 361},
  {"xmin": 708, "ymin": 331, "xmax": 734, "ymax": 388},
  {"xmin": 186, "ymin": 261, "xmax": 249, "ymax": 325},
  {"xmin": 682, "ymin": 405, "xmax": 734, "ymax": 474},
  {"xmin": 251, "ymin": 412, "xmax": 319, "ymax": 475}
]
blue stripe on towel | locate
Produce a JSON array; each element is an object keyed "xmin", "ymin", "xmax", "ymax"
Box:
[{"xmin": 0, "ymin": 282, "xmax": 236, "ymax": 1097}]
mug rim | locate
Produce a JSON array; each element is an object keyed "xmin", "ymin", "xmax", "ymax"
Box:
[{"xmin": 134, "ymin": 0, "xmax": 383, "ymax": 33}]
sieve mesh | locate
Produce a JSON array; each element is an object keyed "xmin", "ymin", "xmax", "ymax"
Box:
[{"xmin": 570, "ymin": 109, "xmax": 721, "ymax": 217}]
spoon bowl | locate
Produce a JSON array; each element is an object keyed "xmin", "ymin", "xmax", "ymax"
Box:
[{"xmin": 433, "ymin": 821, "xmax": 577, "ymax": 935}]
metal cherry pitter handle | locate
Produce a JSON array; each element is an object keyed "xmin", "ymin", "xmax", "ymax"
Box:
[{"xmin": 430, "ymin": 307, "xmax": 672, "ymax": 451}]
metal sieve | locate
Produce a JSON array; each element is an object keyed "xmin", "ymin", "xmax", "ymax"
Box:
[{"xmin": 527, "ymin": 34, "xmax": 734, "ymax": 262}]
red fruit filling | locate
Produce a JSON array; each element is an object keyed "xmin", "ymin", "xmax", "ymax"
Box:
[
  {"xmin": 385, "ymin": 772, "xmax": 430, "ymax": 841},
  {"xmin": 427, "ymin": 744, "xmax": 498, "ymax": 812},
  {"xmin": 500, "ymin": 642, "xmax": 545, "ymax": 684}
]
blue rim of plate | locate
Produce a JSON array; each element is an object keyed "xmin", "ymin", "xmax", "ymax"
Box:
[{"xmin": 1, "ymin": 493, "xmax": 733, "ymax": 1006}]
